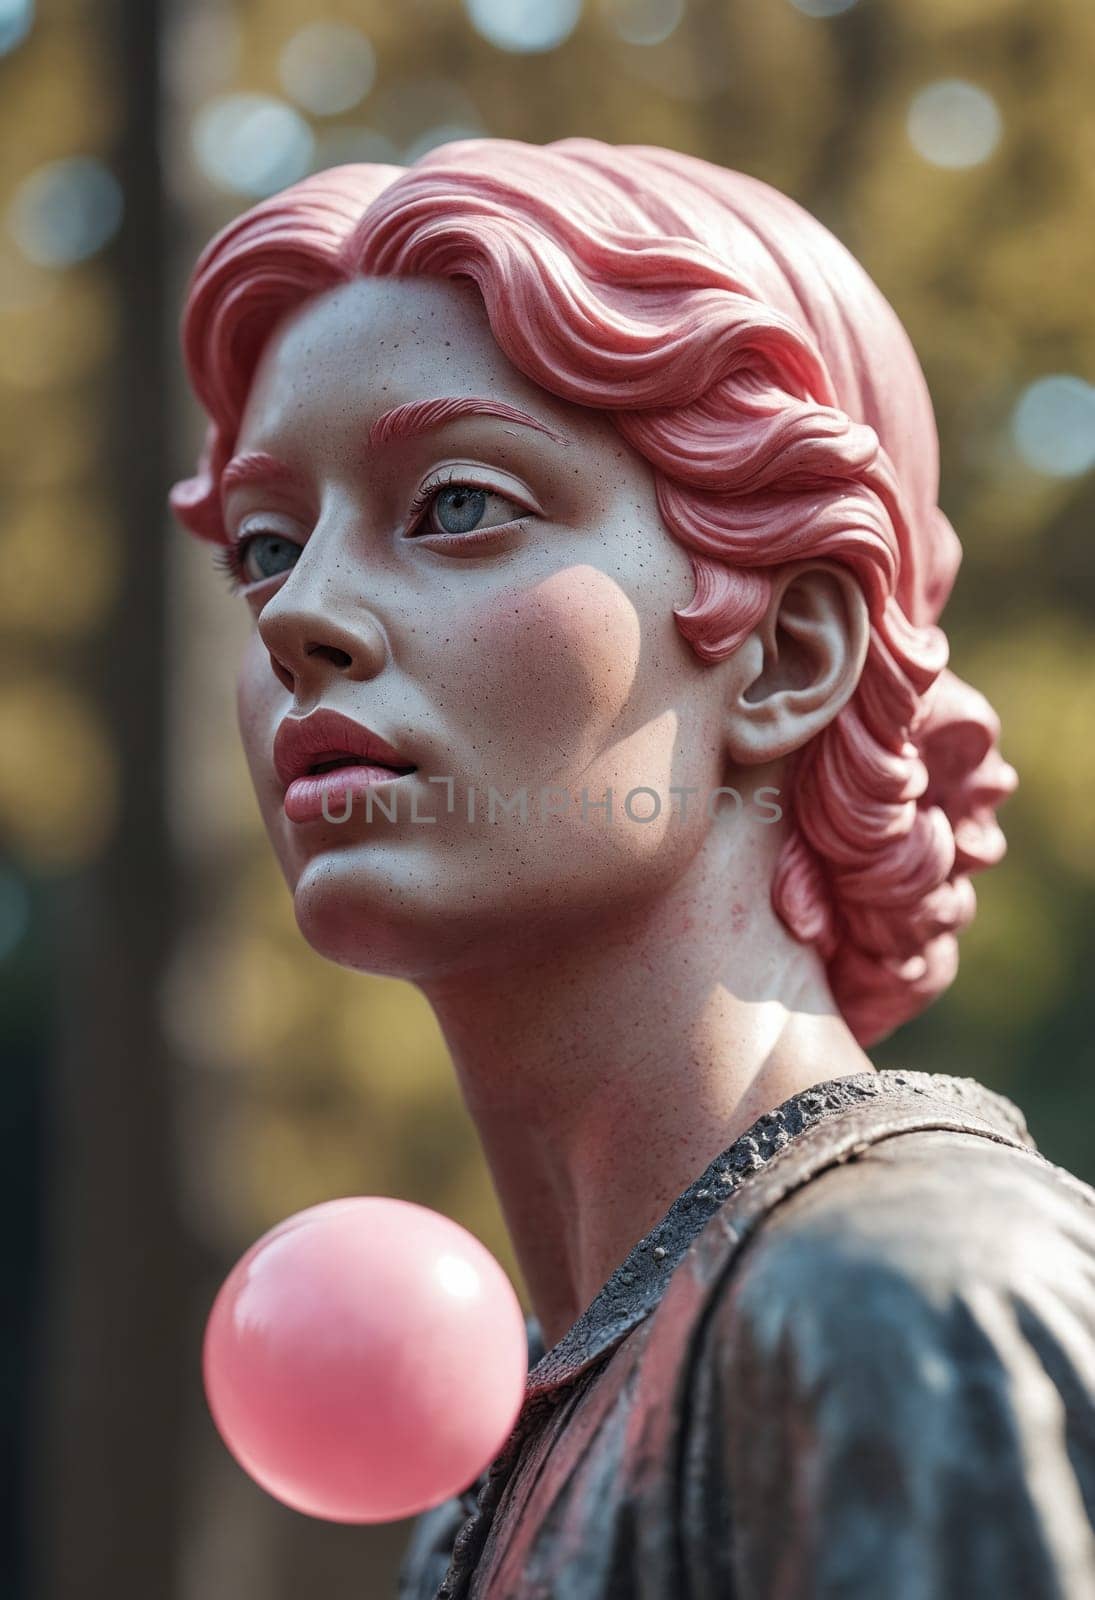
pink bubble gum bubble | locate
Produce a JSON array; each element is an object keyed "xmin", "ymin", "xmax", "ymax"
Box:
[{"xmin": 202, "ymin": 1197, "xmax": 529, "ymax": 1523}]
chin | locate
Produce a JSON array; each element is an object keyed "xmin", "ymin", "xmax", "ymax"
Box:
[
  {"xmin": 283, "ymin": 818, "xmax": 707, "ymax": 979},
  {"xmin": 286, "ymin": 848, "xmax": 425, "ymax": 977},
  {"xmin": 286, "ymin": 845, "xmax": 500, "ymax": 980}
]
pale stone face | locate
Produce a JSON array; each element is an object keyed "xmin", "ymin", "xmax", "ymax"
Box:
[{"xmin": 227, "ymin": 274, "xmax": 742, "ymax": 979}]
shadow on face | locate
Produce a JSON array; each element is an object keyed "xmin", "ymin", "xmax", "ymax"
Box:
[{"xmin": 225, "ymin": 275, "xmax": 777, "ymax": 980}]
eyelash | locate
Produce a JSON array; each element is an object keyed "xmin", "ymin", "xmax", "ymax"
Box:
[
  {"xmin": 213, "ymin": 470, "xmax": 528, "ymax": 595},
  {"xmin": 211, "ymin": 540, "xmax": 256, "ymax": 594},
  {"xmin": 406, "ymin": 467, "xmax": 531, "ymax": 541},
  {"xmin": 404, "ymin": 465, "xmax": 462, "ymax": 527}
]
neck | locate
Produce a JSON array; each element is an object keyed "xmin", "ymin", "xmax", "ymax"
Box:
[{"xmin": 420, "ymin": 832, "xmax": 873, "ymax": 1350}]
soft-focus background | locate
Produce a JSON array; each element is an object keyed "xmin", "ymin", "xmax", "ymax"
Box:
[{"xmin": 1, "ymin": 0, "xmax": 1093, "ymax": 1595}]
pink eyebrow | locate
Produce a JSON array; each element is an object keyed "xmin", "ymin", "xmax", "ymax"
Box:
[
  {"xmin": 220, "ymin": 451, "xmax": 303, "ymax": 496},
  {"xmin": 220, "ymin": 399, "xmax": 568, "ymax": 508},
  {"xmin": 368, "ymin": 396, "xmax": 569, "ymax": 448}
]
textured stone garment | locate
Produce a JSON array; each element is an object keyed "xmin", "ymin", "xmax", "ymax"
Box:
[{"xmin": 396, "ymin": 1071, "xmax": 1095, "ymax": 1598}]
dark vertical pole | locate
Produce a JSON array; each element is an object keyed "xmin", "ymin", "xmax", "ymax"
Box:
[{"xmin": 30, "ymin": 0, "xmax": 192, "ymax": 1595}]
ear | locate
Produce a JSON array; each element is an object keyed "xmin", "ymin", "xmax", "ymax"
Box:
[{"xmin": 722, "ymin": 562, "xmax": 870, "ymax": 766}]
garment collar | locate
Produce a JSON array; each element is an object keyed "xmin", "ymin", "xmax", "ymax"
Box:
[{"xmin": 521, "ymin": 1068, "xmax": 1030, "ymax": 1398}]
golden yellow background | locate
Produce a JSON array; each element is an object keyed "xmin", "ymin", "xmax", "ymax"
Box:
[{"xmin": 1, "ymin": 1, "xmax": 1092, "ymax": 1595}]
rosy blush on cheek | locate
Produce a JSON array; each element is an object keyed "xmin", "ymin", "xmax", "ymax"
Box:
[{"xmin": 464, "ymin": 566, "xmax": 644, "ymax": 766}]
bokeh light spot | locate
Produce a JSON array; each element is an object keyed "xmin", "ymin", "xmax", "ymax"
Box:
[
  {"xmin": 7, "ymin": 158, "xmax": 123, "ymax": 268},
  {"xmin": 279, "ymin": 23, "xmax": 376, "ymax": 117},
  {"xmin": 0, "ymin": 0, "xmax": 33, "ymax": 58},
  {"xmin": 906, "ymin": 79, "xmax": 1002, "ymax": 169},
  {"xmin": 192, "ymin": 94, "xmax": 315, "ymax": 197},
  {"xmin": 464, "ymin": 0, "xmax": 582, "ymax": 53},
  {"xmin": 600, "ymin": 0, "xmax": 684, "ymax": 46},
  {"xmin": 1011, "ymin": 376, "xmax": 1095, "ymax": 478}
]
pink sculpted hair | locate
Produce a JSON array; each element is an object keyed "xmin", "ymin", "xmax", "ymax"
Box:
[{"xmin": 169, "ymin": 136, "xmax": 1016, "ymax": 1046}]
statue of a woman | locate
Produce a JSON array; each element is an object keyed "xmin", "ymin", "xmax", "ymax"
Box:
[{"xmin": 169, "ymin": 138, "xmax": 1095, "ymax": 1597}]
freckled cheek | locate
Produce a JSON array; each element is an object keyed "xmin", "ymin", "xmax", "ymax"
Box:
[{"xmin": 438, "ymin": 568, "xmax": 643, "ymax": 759}]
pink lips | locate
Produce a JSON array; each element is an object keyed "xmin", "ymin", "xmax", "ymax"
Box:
[{"xmin": 273, "ymin": 708, "xmax": 416, "ymax": 824}]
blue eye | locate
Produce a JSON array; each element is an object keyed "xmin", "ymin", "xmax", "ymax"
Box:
[
  {"xmin": 407, "ymin": 473, "xmax": 530, "ymax": 541},
  {"xmin": 243, "ymin": 532, "xmax": 299, "ymax": 579},
  {"xmin": 433, "ymin": 484, "xmax": 489, "ymax": 534},
  {"xmin": 213, "ymin": 531, "xmax": 301, "ymax": 593}
]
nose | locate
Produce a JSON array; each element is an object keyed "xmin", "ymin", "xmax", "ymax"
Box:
[{"xmin": 255, "ymin": 556, "xmax": 388, "ymax": 699}]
